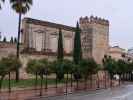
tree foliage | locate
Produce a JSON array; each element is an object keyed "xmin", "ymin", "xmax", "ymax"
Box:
[
  {"xmin": 0, "ymin": 55, "xmax": 21, "ymax": 90},
  {"xmin": 3, "ymin": 37, "xmax": 6, "ymax": 42},
  {"xmin": 73, "ymin": 22, "xmax": 82, "ymax": 64},
  {"xmin": 26, "ymin": 59, "xmax": 38, "ymax": 75},
  {"xmin": 79, "ymin": 59, "xmax": 98, "ymax": 80},
  {"xmin": 50, "ymin": 59, "xmax": 74, "ymax": 81},
  {"xmin": 57, "ymin": 29, "xmax": 64, "ymax": 61},
  {"xmin": 10, "ymin": 0, "xmax": 33, "ymax": 14},
  {"xmin": 103, "ymin": 56, "xmax": 116, "ymax": 74},
  {"xmin": 50, "ymin": 60, "xmax": 64, "ymax": 81},
  {"xmin": 103, "ymin": 55, "xmax": 133, "ymax": 75},
  {"xmin": 14, "ymin": 37, "xmax": 17, "ymax": 43},
  {"xmin": 26, "ymin": 59, "xmax": 50, "ymax": 77},
  {"xmin": 117, "ymin": 59, "xmax": 127, "ymax": 75},
  {"xmin": 10, "ymin": 37, "xmax": 14, "ymax": 43},
  {"xmin": 62, "ymin": 59, "xmax": 74, "ymax": 74}
]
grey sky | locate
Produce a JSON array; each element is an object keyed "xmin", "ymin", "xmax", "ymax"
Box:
[{"xmin": 0, "ymin": 0, "xmax": 132, "ymax": 49}]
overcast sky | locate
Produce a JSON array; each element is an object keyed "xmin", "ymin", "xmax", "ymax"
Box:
[{"xmin": 0, "ymin": 0, "xmax": 132, "ymax": 49}]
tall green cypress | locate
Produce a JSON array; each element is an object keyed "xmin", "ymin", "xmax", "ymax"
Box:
[
  {"xmin": 57, "ymin": 29, "xmax": 64, "ymax": 61},
  {"xmin": 3, "ymin": 37, "xmax": 7, "ymax": 42},
  {"xmin": 14, "ymin": 37, "xmax": 17, "ymax": 43},
  {"xmin": 10, "ymin": 37, "xmax": 14, "ymax": 43},
  {"xmin": 73, "ymin": 22, "xmax": 82, "ymax": 64}
]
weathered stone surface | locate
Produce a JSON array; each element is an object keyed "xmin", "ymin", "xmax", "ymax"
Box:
[
  {"xmin": 0, "ymin": 16, "xmax": 110, "ymax": 79},
  {"xmin": 80, "ymin": 16, "xmax": 109, "ymax": 64},
  {"xmin": 22, "ymin": 18, "xmax": 75, "ymax": 54}
]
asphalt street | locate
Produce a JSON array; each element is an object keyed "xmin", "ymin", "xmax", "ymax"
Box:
[{"xmin": 31, "ymin": 85, "xmax": 133, "ymax": 100}]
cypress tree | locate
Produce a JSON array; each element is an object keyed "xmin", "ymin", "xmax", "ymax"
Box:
[
  {"xmin": 73, "ymin": 22, "xmax": 82, "ymax": 64},
  {"xmin": 57, "ymin": 29, "xmax": 64, "ymax": 61},
  {"xmin": 14, "ymin": 37, "xmax": 17, "ymax": 43},
  {"xmin": 10, "ymin": 37, "xmax": 14, "ymax": 43},
  {"xmin": 3, "ymin": 37, "xmax": 7, "ymax": 42}
]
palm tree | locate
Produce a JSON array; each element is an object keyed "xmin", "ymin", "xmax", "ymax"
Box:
[
  {"xmin": 0, "ymin": 0, "xmax": 4, "ymax": 9},
  {"xmin": 10, "ymin": 0, "xmax": 33, "ymax": 81}
]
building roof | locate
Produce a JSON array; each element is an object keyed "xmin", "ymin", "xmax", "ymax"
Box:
[
  {"xmin": 23, "ymin": 17, "xmax": 76, "ymax": 32},
  {"xmin": 110, "ymin": 46, "xmax": 125, "ymax": 51}
]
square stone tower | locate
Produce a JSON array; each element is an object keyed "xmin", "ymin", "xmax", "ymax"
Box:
[{"xmin": 79, "ymin": 16, "xmax": 109, "ymax": 64}]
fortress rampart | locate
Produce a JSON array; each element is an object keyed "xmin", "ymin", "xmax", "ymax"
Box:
[{"xmin": 79, "ymin": 16, "xmax": 109, "ymax": 26}]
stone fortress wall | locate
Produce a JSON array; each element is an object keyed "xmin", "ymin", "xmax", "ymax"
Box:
[
  {"xmin": 0, "ymin": 16, "xmax": 109, "ymax": 79},
  {"xmin": 22, "ymin": 16, "xmax": 109, "ymax": 64},
  {"xmin": 0, "ymin": 41, "xmax": 73, "ymax": 79},
  {"xmin": 21, "ymin": 18, "xmax": 75, "ymax": 55},
  {"xmin": 80, "ymin": 16, "xmax": 109, "ymax": 64}
]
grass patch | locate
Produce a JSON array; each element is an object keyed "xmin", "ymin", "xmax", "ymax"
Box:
[{"xmin": 1, "ymin": 78, "xmax": 67, "ymax": 89}]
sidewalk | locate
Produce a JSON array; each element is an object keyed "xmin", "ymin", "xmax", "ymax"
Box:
[{"xmin": 0, "ymin": 80, "xmax": 116, "ymax": 100}]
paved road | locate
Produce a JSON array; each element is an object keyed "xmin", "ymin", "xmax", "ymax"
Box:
[{"xmin": 31, "ymin": 85, "xmax": 133, "ymax": 100}]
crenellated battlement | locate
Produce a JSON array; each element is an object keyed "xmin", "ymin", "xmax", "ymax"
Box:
[{"xmin": 79, "ymin": 16, "xmax": 109, "ymax": 26}]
